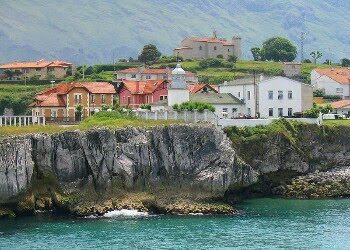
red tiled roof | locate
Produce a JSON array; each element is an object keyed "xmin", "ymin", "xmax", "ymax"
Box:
[
  {"xmin": 186, "ymin": 37, "xmax": 234, "ymax": 46},
  {"xmin": 0, "ymin": 60, "xmax": 73, "ymax": 69},
  {"xmin": 121, "ymin": 80, "xmax": 167, "ymax": 94},
  {"xmin": 315, "ymin": 68, "xmax": 350, "ymax": 85},
  {"xmin": 32, "ymin": 82, "xmax": 115, "ymax": 107},
  {"xmin": 324, "ymin": 99, "xmax": 350, "ymax": 109},
  {"xmin": 188, "ymin": 84, "xmax": 218, "ymax": 93}
]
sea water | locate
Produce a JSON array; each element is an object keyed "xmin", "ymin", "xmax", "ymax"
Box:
[{"xmin": 1, "ymin": 198, "xmax": 350, "ymax": 249}]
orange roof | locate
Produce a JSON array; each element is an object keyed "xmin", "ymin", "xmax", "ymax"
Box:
[
  {"xmin": 121, "ymin": 80, "xmax": 167, "ymax": 94},
  {"xmin": 117, "ymin": 67, "xmax": 196, "ymax": 77},
  {"xmin": 186, "ymin": 37, "xmax": 234, "ymax": 46},
  {"xmin": 324, "ymin": 99, "xmax": 350, "ymax": 109},
  {"xmin": 0, "ymin": 60, "xmax": 72, "ymax": 69},
  {"xmin": 315, "ymin": 68, "xmax": 350, "ymax": 85},
  {"xmin": 32, "ymin": 82, "xmax": 115, "ymax": 107},
  {"xmin": 188, "ymin": 84, "xmax": 218, "ymax": 93}
]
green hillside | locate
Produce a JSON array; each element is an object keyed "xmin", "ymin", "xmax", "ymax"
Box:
[{"xmin": 0, "ymin": 0, "xmax": 349, "ymax": 64}]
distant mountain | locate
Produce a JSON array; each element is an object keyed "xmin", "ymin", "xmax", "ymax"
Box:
[{"xmin": 0, "ymin": 0, "xmax": 349, "ymax": 64}]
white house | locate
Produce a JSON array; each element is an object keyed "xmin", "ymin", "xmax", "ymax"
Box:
[
  {"xmin": 325, "ymin": 99, "xmax": 350, "ymax": 117},
  {"xmin": 311, "ymin": 68, "xmax": 350, "ymax": 99},
  {"xmin": 259, "ymin": 77, "xmax": 313, "ymax": 118},
  {"xmin": 218, "ymin": 77, "xmax": 260, "ymax": 117}
]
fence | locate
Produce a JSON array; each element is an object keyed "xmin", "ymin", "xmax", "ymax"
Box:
[
  {"xmin": 135, "ymin": 109, "xmax": 217, "ymax": 124},
  {"xmin": 0, "ymin": 116, "xmax": 46, "ymax": 127},
  {"xmin": 135, "ymin": 109, "xmax": 323, "ymax": 128}
]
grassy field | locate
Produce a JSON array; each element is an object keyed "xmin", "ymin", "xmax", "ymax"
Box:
[
  {"xmin": 0, "ymin": 111, "xmax": 183, "ymax": 136},
  {"xmin": 323, "ymin": 120, "xmax": 350, "ymax": 126},
  {"xmin": 0, "ymin": 84, "xmax": 51, "ymax": 115}
]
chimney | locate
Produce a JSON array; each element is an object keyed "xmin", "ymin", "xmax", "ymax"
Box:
[{"xmin": 136, "ymin": 81, "xmax": 140, "ymax": 93}]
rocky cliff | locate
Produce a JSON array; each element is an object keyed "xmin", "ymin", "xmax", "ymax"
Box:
[{"xmin": 1, "ymin": 122, "xmax": 350, "ymax": 218}]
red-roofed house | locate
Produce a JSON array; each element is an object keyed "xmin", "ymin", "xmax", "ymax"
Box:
[
  {"xmin": 173, "ymin": 32, "xmax": 242, "ymax": 60},
  {"xmin": 117, "ymin": 80, "xmax": 169, "ymax": 108},
  {"xmin": 188, "ymin": 83, "xmax": 218, "ymax": 93},
  {"xmin": 115, "ymin": 66, "xmax": 198, "ymax": 83},
  {"xmin": 31, "ymin": 82, "xmax": 116, "ymax": 121},
  {"xmin": 311, "ymin": 68, "xmax": 350, "ymax": 99},
  {"xmin": 323, "ymin": 99, "xmax": 350, "ymax": 116},
  {"xmin": 0, "ymin": 60, "xmax": 74, "ymax": 80}
]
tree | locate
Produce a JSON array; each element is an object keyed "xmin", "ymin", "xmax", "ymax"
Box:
[
  {"xmin": 310, "ymin": 51, "xmax": 323, "ymax": 64},
  {"xmin": 260, "ymin": 37, "xmax": 297, "ymax": 62},
  {"xmin": 341, "ymin": 58, "xmax": 350, "ymax": 67},
  {"xmin": 75, "ymin": 104, "xmax": 84, "ymax": 121},
  {"xmin": 228, "ymin": 55, "xmax": 238, "ymax": 63},
  {"xmin": 3, "ymin": 70, "xmax": 13, "ymax": 79},
  {"xmin": 303, "ymin": 59, "xmax": 312, "ymax": 63},
  {"xmin": 138, "ymin": 44, "xmax": 161, "ymax": 63},
  {"xmin": 251, "ymin": 47, "xmax": 261, "ymax": 61}
]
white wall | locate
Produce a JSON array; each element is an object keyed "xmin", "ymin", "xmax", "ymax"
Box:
[
  {"xmin": 213, "ymin": 104, "xmax": 244, "ymax": 118},
  {"xmin": 168, "ymin": 89, "xmax": 190, "ymax": 106},
  {"xmin": 313, "ymin": 74, "xmax": 349, "ymax": 99},
  {"xmin": 218, "ymin": 84, "xmax": 256, "ymax": 116},
  {"xmin": 259, "ymin": 77, "xmax": 310, "ymax": 118}
]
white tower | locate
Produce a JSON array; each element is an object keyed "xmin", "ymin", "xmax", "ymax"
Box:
[{"xmin": 168, "ymin": 64, "xmax": 190, "ymax": 106}]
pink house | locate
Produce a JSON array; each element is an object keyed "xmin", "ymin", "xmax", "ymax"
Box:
[{"xmin": 117, "ymin": 80, "xmax": 169, "ymax": 108}]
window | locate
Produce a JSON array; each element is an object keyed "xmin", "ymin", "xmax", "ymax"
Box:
[
  {"xmin": 247, "ymin": 91, "xmax": 251, "ymax": 100},
  {"xmin": 247, "ymin": 108, "xmax": 251, "ymax": 116},
  {"xmin": 288, "ymin": 91, "xmax": 293, "ymax": 99},
  {"xmin": 223, "ymin": 108, "xmax": 228, "ymax": 112},
  {"xmin": 278, "ymin": 91, "xmax": 283, "ymax": 100},
  {"xmin": 336, "ymin": 88, "xmax": 344, "ymax": 93},
  {"xmin": 199, "ymin": 46, "xmax": 202, "ymax": 50},
  {"xmin": 146, "ymin": 96, "xmax": 149, "ymax": 103},
  {"xmin": 23, "ymin": 69, "xmax": 29, "ymax": 73},
  {"xmin": 74, "ymin": 94, "xmax": 82, "ymax": 104},
  {"xmin": 160, "ymin": 95, "xmax": 168, "ymax": 101},
  {"xmin": 131, "ymin": 74, "xmax": 136, "ymax": 78},
  {"xmin": 268, "ymin": 91, "xmax": 273, "ymax": 100},
  {"xmin": 238, "ymin": 92, "xmax": 241, "ymax": 98},
  {"xmin": 278, "ymin": 108, "xmax": 283, "ymax": 117},
  {"xmin": 101, "ymin": 94, "xmax": 106, "ymax": 104},
  {"xmin": 91, "ymin": 94, "xmax": 95, "ymax": 103},
  {"xmin": 269, "ymin": 108, "xmax": 273, "ymax": 117},
  {"xmin": 288, "ymin": 108, "xmax": 293, "ymax": 117},
  {"xmin": 228, "ymin": 49, "xmax": 230, "ymax": 52},
  {"xmin": 122, "ymin": 96, "xmax": 126, "ymax": 104},
  {"xmin": 232, "ymin": 108, "xmax": 237, "ymax": 113},
  {"xmin": 51, "ymin": 111, "xmax": 57, "ymax": 118},
  {"xmin": 127, "ymin": 96, "xmax": 131, "ymax": 105},
  {"xmin": 146, "ymin": 75, "xmax": 151, "ymax": 80},
  {"xmin": 36, "ymin": 68, "xmax": 41, "ymax": 72},
  {"xmin": 214, "ymin": 46, "xmax": 217, "ymax": 51}
]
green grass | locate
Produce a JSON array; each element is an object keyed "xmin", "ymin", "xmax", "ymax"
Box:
[
  {"xmin": 323, "ymin": 120, "xmax": 350, "ymax": 126},
  {"xmin": 0, "ymin": 111, "xmax": 183, "ymax": 136},
  {"xmin": 0, "ymin": 84, "xmax": 51, "ymax": 115}
]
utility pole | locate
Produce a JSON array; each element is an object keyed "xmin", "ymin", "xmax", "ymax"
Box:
[{"xmin": 300, "ymin": 32, "xmax": 306, "ymax": 62}]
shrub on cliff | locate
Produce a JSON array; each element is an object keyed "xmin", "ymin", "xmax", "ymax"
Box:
[{"xmin": 173, "ymin": 101, "xmax": 215, "ymax": 112}]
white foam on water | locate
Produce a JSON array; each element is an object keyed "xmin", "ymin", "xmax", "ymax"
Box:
[{"xmin": 103, "ymin": 209, "xmax": 149, "ymax": 218}]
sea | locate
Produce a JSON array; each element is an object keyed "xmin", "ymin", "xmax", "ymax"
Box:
[{"xmin": 1, "ymin": 198, "xmax": 350, "ymax": 249}]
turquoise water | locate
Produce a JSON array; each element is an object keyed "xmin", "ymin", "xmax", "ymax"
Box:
[{"xmin": 1, "ymin": 198, "xmax": 350, "ymax": 249}]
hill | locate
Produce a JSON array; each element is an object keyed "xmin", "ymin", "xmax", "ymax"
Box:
[{"xmin": 1, "ymin": 0, "xmax": 349, "ymax": 64}]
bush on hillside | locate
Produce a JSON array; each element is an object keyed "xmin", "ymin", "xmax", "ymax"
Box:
[
  {"xmin": 173, "ymin": 101, "xmax": 215, "ymax": 112},
  {"xmin": 157, "ymin": 55, "xmax": 183, "ymax": 63},
  {"xmin": 303, "ymin": 103, "xmax": 333, "ymax": 118},
  {"xmin": 199, "ymin": 58, "xmax": 233, "ymax": 69},
  {"xmin": 228, "ymin": 55, "xmax": 238, "ymax": 63}
]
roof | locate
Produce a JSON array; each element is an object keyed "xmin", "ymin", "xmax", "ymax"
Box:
[
  {"xmin": 219, "ymin": 76, "xmax": 264, "ymax": 86},
  {"xmin": 0, "ymin": 60, "xmax": 72, "ymax": 69},
  {"xmin": 188, "ymin": 84, "xmax": 218, "ymax": 93},
  {"xmin": 116, "ymin": 67, "xmax": 196, "ymax": 76},
  {"xmin": 314, "ymin": 68, "xmax": 350, "ymax": 85},
  {"xmin": 32, "ymin": 82, "xmax": 116, "ymax": 107},
  {"xmin": 120, "ymin": 80, "xmax": 168, "ymax": 95},
  {"xmin": 185, "ymin": 37, "xmax": 234, "ymax": 46},
  {"xmin": 190, "ymin": 93, "xmax": 241, "ymax": 105},
  {"xmin": 324, "ymin": 99, "xmax": 350, "ymax": 109}
]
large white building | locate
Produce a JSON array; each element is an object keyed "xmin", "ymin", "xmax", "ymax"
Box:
[
  {"xmin": 258, "ymin": 77, "xmax": 313, "ymax": 118},
  {"xmin": 218, "ymin": 76, "xmax": 313, "ymax": 118},
  {"xmin": 173, "ymin": 33, "xmax": 242, "ymax": 60},
  {"xmin": 311, "ymin": 68, "xmax": 350, "ymax": 99},
  {"xmin": 218, "ymin": 77, "xmax": 258, "ymax": 117}
]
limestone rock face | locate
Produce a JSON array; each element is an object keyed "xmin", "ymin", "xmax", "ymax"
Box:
[
  {"xmin": 0, "ymin": 125, "xmax": 258, "ymax": 201},
  {"xmin": 0, "ymin": 137, "xmax": 34, "ymax": 200}
]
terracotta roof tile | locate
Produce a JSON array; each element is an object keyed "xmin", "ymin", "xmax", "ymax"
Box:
[
  {"xmin": 188, "ymin": 84, "xmax": 218, "ymax": 93},
  {"xmin": 0, "ymin": 60, "xmax": 73, "ymax": 69},
  {"xmin": 325, "ymin": 99, "xmax": 350, "ymax": 109},
  {"xmin": 186, "ymin": 37, "xmax": 234, "ymax": 46},
  {"xmin": 315, "ymin": 68, "xmax": 350, "ymax": 85},
  {"xmin": 121, "ymin": 80, "xmax": 167, "ymax": 94}
]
